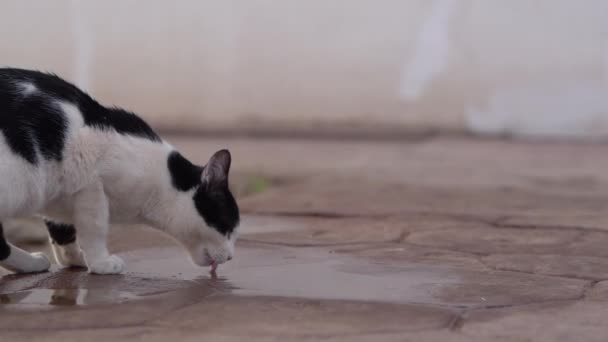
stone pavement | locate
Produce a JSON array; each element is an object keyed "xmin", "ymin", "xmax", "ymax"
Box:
[{"xmin": 2, "ymin": 136, "xmax": 608, "ymax": 341}]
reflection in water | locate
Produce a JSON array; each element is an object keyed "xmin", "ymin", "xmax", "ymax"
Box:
[
  {"xmin": 0, "ymin": 288, "xmax": 139, "ymax": 306},
  {"xmin": 49, "ymin": 289, "xmax": 79, "ymax": 306},
  {"xmin": 0, "ymin": 270, "xmax": 235, "ymax": 308}
]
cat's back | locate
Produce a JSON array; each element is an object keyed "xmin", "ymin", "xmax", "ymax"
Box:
[
  {"xmin": 0, "ymin": 68, "xmax": 92, "ymax": 165},
  {"xmin": 0, "ymin": 68, "xmax": 161, "ymax": 166},
  {"xmin": 0, "ymin": 68, "xmax": 164, "ymax": 216},
  {"xmin": 0, "ymin": 68, "xmax": 89, "ymax": 102}
]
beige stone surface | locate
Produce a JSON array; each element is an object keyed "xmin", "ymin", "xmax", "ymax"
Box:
[
  {"xmin": 2, "ymin": 137, "xmax": 608, "ymax": 341},
  {"xmin": 482, "ymin": 254, "xmax": 608, "ymax": 280},
  {"xmin": 462, "ymin": 301, "xmax": 608, "ymax": 342}
]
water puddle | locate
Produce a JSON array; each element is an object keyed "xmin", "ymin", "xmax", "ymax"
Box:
[
  {"xmin": 124, "ymin": 245, "xmax": 585, "ymax": 308},
  {"xmin": 0, "ymin": 288, "xmax": 138, "ymax": 307},
  {"xmin": 123, "ymin": 246, "xmax": 457, "ymax": 305},
  {"xmin": 0, "ymin": 244, "xmax": 587, "ymax": 311}
]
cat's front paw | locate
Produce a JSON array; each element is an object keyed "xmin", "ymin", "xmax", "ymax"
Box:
[
  {"xmin": 87, "ymin": 255, "xmax": 125, "ymax": 275},
  {"xmin": 27, "ymin": 252, "xmax": 52, "ymax": 273}
]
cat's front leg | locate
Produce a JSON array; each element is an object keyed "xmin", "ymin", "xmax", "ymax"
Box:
[
  {"xmin": 73, "ymin": 181, "xmax": 125, "ymax": 275},
  {"xmin": 45, "ymin": 220, "xmax": 87, "ymax": 268}
]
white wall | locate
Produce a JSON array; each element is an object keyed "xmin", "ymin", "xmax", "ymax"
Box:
[{"xmin": 2, "ymin": 0, "xmax": 608, "ymax": 139}]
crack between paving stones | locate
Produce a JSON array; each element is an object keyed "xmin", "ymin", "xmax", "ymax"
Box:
[
  {"xmin": 582, "ymin": 280, "xmax": 601, "ymax": 300},
  {"xmin": 477, "ymin": 258, "xmax": 607, "ymax": 282},
  {"xmin": 448, "ymin": 311, "xmax": 467, "ymax": 331},
  {"xmin": 242, "ymin": 210, "xmax": 385, "ymax": 219},
  {"xmin": 245, "ymin": 232, "xmax": 608, "ymax": 283},
  {"xmin": 491, "ymin": 221, "xmax": 608, "ymax": 234},
  {"xmin": 570, "ymin": 231, "xmax": 591, "ymax": 245},
  {"xmin": 137, "ymin": 291, "xmax": 228, "ymax": 327},
  {"xmin": 142, "ymin": 298, "xmax": 463, "ymax": 338},
  {"xmin": 496, "ymin": 223, "xmax": 608, "ymax": 233},
  {"xmin": 244, "ymin": 209, "xmax": 608, "ymax": 235},
  {"xmin": 400, "ymin": 241, "xmax": 490, "ymax": 258},
  {"xmin": 402, "ymin": 241, "xmax": 608, "ymax": 284},
  {"xmin": 150, "ymin": 328, "xmax": 433, "ymax": 340},
  {"xmin": 471, "ymin": 297, "xmax": 585, "ymax": 311},
  {"xmin": 240, "ymin": 230, "xmax": 410, "ymax": 248},
  {"xmin": 243, "ymin": 230, "xmax": 608, "ymax": 284},
  {"xmin": 400, "ymin": 240, "xmax": 608, "ymax": 284},
  {"xmin": 466, "ymin": 279, "xmax": 597, "ymax": 313},
  {"xmin": 0, "ymin": 295, "xmax": 586, "ymax": 334},
  {"xmin": 452, "ymin": 297, "xmax": 589, "ymax": 335},
  {"xmin": 230, "ymin": 208, "xmax": 607, "ymax": 332},
  {"xmin": 1, "ymin": 287, "xmax": 228, "ymax": 334},
  {"xmin": 239, "ymin": 238, "xmax": 390, "ymax": 248},
  {"xmin": 0, "ymin": 323, "xmax": 152, "ymax": 333},
  {"xmin": 242, "ymin": 209, "xmax": 500, "ymax": 225}
]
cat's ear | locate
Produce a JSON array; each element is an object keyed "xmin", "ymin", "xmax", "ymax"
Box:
[{"xmin": 201, "ymin": 149, "xmax": 231, "ymax": 187}]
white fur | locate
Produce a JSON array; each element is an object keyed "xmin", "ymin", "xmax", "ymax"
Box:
[
  {"xmin": 2, "ymin": 249, "xmax": 50, "ymax": 273},
  {"xmin": 0, "ymin": 95, "xmax": 236, "ymax": 274},
  {"xmin": 18, "ymin": 82, "xmax": 38, "ymax": 96}
]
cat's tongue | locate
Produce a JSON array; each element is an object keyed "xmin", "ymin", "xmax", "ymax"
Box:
[{"xmin": 210, "ymin": 262, "xmax": 218, "ymax": 274}]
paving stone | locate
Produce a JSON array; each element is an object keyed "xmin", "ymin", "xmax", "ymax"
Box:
[
  {"xmin": 241, "ymin": 179, "xmax": 608, "ymax": 223},
  {"xmin": 1, "ymin": 137, "xmax": 608, "ymax": 340},
  {"xmin": 242, "ymin": 216, "xmax": 406, "ymax": 246},
  {"xmin": 335, "ymin": 243, "xmax": 488, "ymax": 271},
  {"xmin": 243, "ymin": 215, "xmax": 496, "ymax": 247},
  {"xmin": 482, "ymin": 254, "xmax": 608, "ymax": 280},
  {"xmin": 563, "ymin": 232, "xmax": 608, "ymax": 258},
  {"xmin": 501, "ymin": 214, "xmax": 608, "ymax": 231},
  {"xmin": 1, "ymin": 328, "xmax": 478, "ymax": 342},
  {"xmin": 585, "ymin": 280, "xmax": 608, "ymax": 301},
  {"xmin": 463, "ymin": 301, "xmax": 608, "ymax": 342},
  {"xmin": 407, "ymin": 226, "xmax": 580, "ymax": 255},
  {"xmin": 152, "ymin": 295, "xmax": 457, "ymax": 337}
]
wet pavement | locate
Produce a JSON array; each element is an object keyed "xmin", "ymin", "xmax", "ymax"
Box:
[{"xmin": 2, "ymin": 136, "xmax": 608, "ymax": 341}]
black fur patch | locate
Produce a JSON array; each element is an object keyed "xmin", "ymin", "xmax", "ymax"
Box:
[
  {"xmin": 167, "ymin": 152, "xmax": 203, "ymax": 191},
  {"xmin": 45, "ymin": 220, "xmax": 76, "ymax": 246},
  {"xmin": 0, "ymin": 223, "xmax": 11, "ymax": 260},
  {"xmin": 193, "ymin": 185, "xmax": 240, "ymax": 237},
  {"xmin": 0, "ymin": 68, "xmax": 160, "ymax": 163},
  {"xmin": 0, "ymin": 78, "xmax": 67, "ymax": 163},
  {"xmin": 83, "ymin": 106, "xmax": 161, "ymax": 142},
  {"xmin": 167, "ymin": 151, "xmax": 239, "ymax": 236}
]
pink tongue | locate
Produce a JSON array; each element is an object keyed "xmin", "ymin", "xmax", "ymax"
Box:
[{"xmin": 210, "ymin": 262, "xmax": 218, "ymax": 273}]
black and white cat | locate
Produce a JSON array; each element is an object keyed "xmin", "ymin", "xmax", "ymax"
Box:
[{"xmin": 0, "ymin": 68, "xmax": 240, "ymax": 274}]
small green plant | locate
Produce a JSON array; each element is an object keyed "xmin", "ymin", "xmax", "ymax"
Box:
[{"xmin": 245, "ymin": 176, "xmax": 272, "ymax": 195}]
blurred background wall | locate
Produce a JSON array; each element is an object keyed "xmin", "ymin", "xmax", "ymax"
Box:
[{"xmin": 2, "ymin": 0, "xmax": 608, "ymax": 139}]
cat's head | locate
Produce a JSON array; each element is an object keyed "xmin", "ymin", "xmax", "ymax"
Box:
[{"xmin": 166, "ymin": 149, "xmax": 240, "ymax": 268}]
